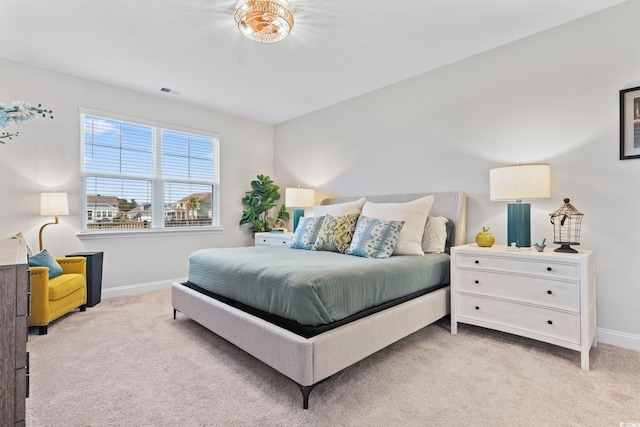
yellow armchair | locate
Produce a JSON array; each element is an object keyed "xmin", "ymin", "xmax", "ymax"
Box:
[{"xmin": 29, "ymin": 256, "xmax": 87, "ymax": 335}]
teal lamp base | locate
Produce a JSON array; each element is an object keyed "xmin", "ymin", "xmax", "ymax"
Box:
[
  {"xmin": 292, "ymin": 208, "xmax": 305, "ymax": 232},
  {"xmin": 507, "ymin": 202, "xmax": 531, "ymax": 248}
]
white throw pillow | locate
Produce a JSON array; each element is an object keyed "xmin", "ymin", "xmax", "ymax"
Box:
[
  {"xmin": 313, "ymin": 197, "xmax": 366, "ymax": 217},
  {"xmin": 422, "ymin": 216, "xmax": 448, "ymax": 253},
  {"xmin": 361, "ymin": 195, "xmax": 434, "ymax": 255}
]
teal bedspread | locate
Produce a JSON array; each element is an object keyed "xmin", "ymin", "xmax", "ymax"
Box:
[{"xmin": 188, "ymin": 246, "xmax": 450, "ymax": 326}]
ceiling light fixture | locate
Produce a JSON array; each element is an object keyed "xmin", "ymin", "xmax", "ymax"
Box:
[{"xmin": 234, "ymin": 0, "xmax": 294, "ymax": 43}]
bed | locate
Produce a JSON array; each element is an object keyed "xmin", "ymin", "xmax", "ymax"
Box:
[{"xmin": 172, "ymin": 191, "xmax": 467, "ymax": 408}]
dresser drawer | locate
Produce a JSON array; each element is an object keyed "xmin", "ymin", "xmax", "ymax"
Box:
[
  {"xmin": 16, "ymin": 265, "xmax": 30, "ymax": 315},
  {"xmin": 15, "ymin": 367, "xmax": 27, "ymax": 421},
  {"xmin": 457, "ymin": 294, "xmax": 580, "ymax": 344},
  {"xmin": 456, "ymin": 253, "xmax": 579, "ymax": 280},
  {"xmin": 456, "ymin": 269, "xmax": 579, "ymax": 312},
  {"xmin": 15, "ymin": 315, "xmax": 27, "ymax": 369}
]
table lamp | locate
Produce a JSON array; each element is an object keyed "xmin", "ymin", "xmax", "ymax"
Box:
[
  {"xmin": 489, "ymin": 164, "xmax": 550, "ymax": 248},
  {"xmin": 285, "ymin": 187, "xmax": 315, "ymax": 232},
  {"xmin": 39, "ymin": 192, "xmax": 69, "ymax": 251}
]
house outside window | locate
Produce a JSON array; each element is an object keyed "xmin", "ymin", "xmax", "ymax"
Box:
[{"xmin": 81, "ymin": 110, "xmax": 219, "ymax": 232}]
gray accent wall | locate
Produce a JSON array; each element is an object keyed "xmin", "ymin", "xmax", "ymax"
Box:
[{"xmin": 274, "ymin": 1, "xmax": 640, "ymax": 349}]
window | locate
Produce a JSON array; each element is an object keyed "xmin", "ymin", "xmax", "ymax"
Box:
[{"xmin": 81, "ymin": 111, "xmax": 219, "ymax": 232}]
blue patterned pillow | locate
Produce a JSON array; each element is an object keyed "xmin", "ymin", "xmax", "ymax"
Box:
[
  {"xmin": 346, "ymin": 216, "xmax": 405, "ymax": 259},
  {"xmin": 29, "ymin": 249, "xmax": 64, "ymax": 279},
  {"xmin": 290, "ymin": 216, "xmax": 325, "ymax": 250}
]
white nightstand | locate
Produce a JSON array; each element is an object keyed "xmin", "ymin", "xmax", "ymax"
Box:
[
  {"xmin": 450, "ymin": 244, "xmax": 597, "ymax": 370},
  {"xmin": 254, "ymin": 232, "xmax": 293, "ymax": 246}
]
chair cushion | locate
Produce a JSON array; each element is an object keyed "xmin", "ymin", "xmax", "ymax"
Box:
[{"xmin": 48, "ymin": 273, "xmax": 85, "ymax": 301}]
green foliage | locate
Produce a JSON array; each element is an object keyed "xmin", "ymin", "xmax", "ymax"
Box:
[
  {"xmin": 240, "ymin": 174, "xmax": 284, "ymax": 233},
  {"xmin": 118, "ymin": 198, "xmax": 137, "ymax": 213},
  {"xmin": 277, "ymin": 204, "xmax": 290, "ymax": 221}
]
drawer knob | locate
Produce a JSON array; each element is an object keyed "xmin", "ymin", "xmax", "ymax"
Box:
[
  {"xmin": 547, "ymin": 320, "xmax": 553, "ymax": 325},
  {"xmin": 475, "ymin": 306, "xmax": 480, "ymax": 310},
  {"xmin": 547, "ymin": 267, "xmax": 552, "ymax": 272},
  {"xmin": 474, "ymin": 280, "xmax": 479, "ymax": 284},
  {"xmin": 475, "ymin": 260, "xmax": 480, "ymax": 264},
  {"xmin": 547, "ymin": 290, "xmax": 553, "ymax": 295}
]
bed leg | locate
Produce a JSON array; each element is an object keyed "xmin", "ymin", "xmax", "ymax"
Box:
[{"xmin": 297, "ymin": 383, "xmax": 316, "ymax": 409}]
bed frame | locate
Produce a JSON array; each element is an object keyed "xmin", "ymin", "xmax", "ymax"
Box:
[{"xmin": 172, "ymin": 191, "xmax": 467, "ymax": 408}]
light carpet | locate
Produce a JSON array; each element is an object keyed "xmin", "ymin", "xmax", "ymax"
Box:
[{"xmin": 26, "ymin": 290, "xmax": 639, "ymax": 426}]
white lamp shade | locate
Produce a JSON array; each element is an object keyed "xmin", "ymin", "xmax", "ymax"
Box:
[
  {"xmin": 489, "ymin": 164, "xmax": 551, "ymax": 201},
  {"xmin": 285, "ymin": 187, "xmax": 315, "ymax": 208},
  {"xmin": 40, "ymin": 192, "xmax": 69, "ymax": 216}
]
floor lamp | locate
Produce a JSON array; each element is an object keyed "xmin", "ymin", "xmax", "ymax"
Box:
[
  {"xmin": 39, "ymin": 192, "xmax": 69, "ymax": 251},
  {"xmin": 489, "ymin": 164, "xmax": 550, "ymax": 248},
  {"xmin": 285, "ymin": 187, "xmax": 315, "ymax": 232}
]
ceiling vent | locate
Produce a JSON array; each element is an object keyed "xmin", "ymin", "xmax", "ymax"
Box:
[{"xmin": 160, "ymin": 87, "xmax": 182, "ymax": 96}]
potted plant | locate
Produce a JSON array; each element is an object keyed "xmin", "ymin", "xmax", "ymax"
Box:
[{"xmin": 240, "ymin": 174, "xmax": 289, "ymax": 233}]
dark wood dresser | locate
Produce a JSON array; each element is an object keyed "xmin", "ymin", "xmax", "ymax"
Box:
[{"xmin": 0, "ymin": 238, "xmax": 29, "ymax": 426}]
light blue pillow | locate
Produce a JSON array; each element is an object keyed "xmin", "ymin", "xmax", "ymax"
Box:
[
  {"xmin": 346, "ymin": 216, "xmax": 405, "ymax": 259},
  {"xmin": 291, "ymin": 216, "xmax": 325, "ymax": 250},
  {"xmin": 29, "ymin": 249, "xmax": 64, "ymax": 279}
]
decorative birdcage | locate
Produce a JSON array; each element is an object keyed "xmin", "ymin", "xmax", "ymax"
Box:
[{"xmin": 549, "ymin": 198, "xmax": 583, "ymax": 253}]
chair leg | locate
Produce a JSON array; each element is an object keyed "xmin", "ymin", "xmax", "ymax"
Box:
[
  {"xmin": 79, "ymin": 305, "xmax": 87, "ymax": 312},
  {"xmin": 38, "ymin": 326, "xmax": 48, "ymax": 335}
]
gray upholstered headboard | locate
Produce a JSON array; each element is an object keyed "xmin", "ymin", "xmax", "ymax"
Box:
[{"xmin": 320, "ymin": 191, "xmax": 467, "ymax": 247}]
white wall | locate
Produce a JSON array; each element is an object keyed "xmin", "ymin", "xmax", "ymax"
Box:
[
  {"xmin": 274, "ymin": 0, "xmax": 640, "ymax": 349},
  {"xmin": 0, "ymin": 58, "xmax": 273, "ymax": 295}
]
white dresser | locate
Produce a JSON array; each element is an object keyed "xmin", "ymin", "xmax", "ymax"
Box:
[
  {"xmin": 254, "ymin": 232, "xmax": 293, "ymax": 246},
  {"xmin": 450, "ymin": 244, "xmax": 597, "ymax": 369}
]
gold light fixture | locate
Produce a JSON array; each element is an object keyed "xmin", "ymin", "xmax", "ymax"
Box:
[
  {"xmin": 234, "ymin": 0, "xmax": 294, "ymax": 43},
  {"xmin": 39, "ymin": 192, "xmax": 69, "ymax": 251}
]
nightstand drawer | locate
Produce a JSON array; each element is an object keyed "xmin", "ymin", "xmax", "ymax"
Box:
[
  {"xmin": 457, "ymin": 294, "xmax": 580, "ymax": 344},
  {"xmin": 456, "ymin": 270, "xmax": 579, "ymax": 312},
  {"xmin": 255, "ymin": 233, "xmax": 293, "ymax": 246},
  {"xmin": 456, "ymin": 254, "xmax": 579, "ymax": 280}
]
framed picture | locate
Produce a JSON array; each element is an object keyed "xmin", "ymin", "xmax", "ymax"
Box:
[{"xmin": 620, "ymin": 86, "xmax": 640, "ymax": 160}]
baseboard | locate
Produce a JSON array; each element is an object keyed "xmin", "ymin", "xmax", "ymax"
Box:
[
  {"xmin": 101, "ymin": 278, "xmax": 185, "ymax": 299},
  {"xmin": 597, "ymin": 327, "xmax": 640, "ymax": 351}
]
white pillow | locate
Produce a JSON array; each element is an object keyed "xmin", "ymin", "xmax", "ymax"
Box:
[
  {"xmin": 313, "ymin": 197, "xmax": 366, "ymax": 217},
  {"xmin": 423, "ymin": 216, "xmax": 448, "ymax": 253},
  {"xmin": 361, "ymin": 195, "xmax": 435, "ymax": 255}
]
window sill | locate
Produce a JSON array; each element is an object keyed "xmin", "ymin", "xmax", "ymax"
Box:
[{"xmin": 77, "ymin": 226, "xmax": 223, "ymax": 240}]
